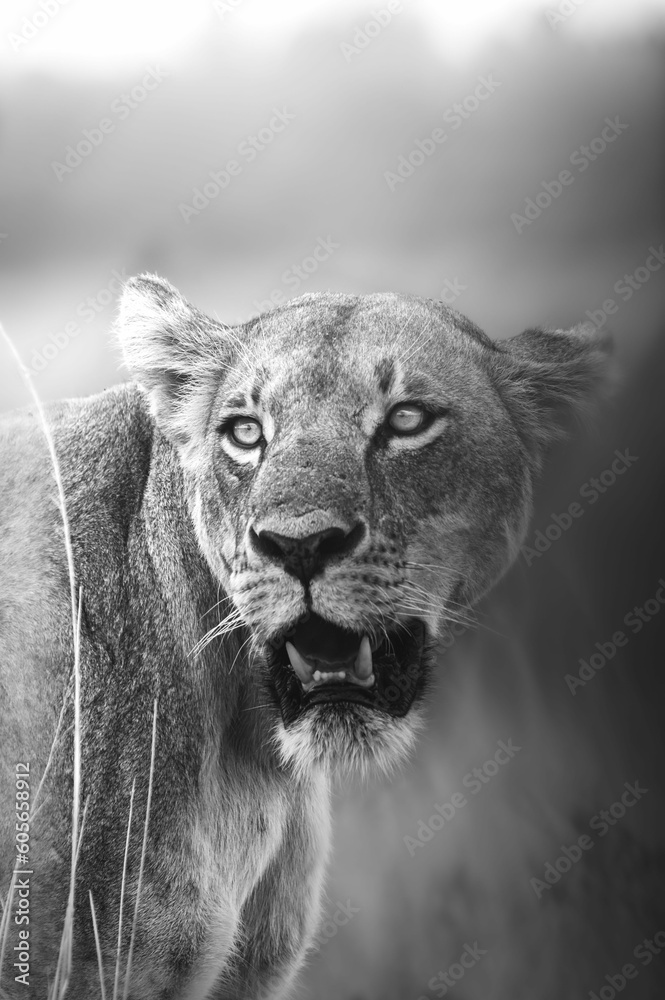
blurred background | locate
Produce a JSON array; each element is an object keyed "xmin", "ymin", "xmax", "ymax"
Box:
[{"xmin": 1, "ymin": 1, "xmax": 664, "ymax": 997}]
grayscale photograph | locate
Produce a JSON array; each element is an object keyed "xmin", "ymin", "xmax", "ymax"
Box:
[{"xmin": 0, "ymin": 1, "xmax": 664, "ymax": 998}]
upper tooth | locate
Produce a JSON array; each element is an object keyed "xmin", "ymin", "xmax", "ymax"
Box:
[
  {"xmin": 355, "ymin": 635, "xmax": 373, "ymax": 678},
  {"xmin": 286, "ymin": 637, "xmax": 377, "ymax": 691},
  {"xmin": 286, "ymin": 642, "xmax": 315, "ymax": 684}
]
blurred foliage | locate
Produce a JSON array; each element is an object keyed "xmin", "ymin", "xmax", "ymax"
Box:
[{"xmin": 0, "ymin": 10, "xmax": 664, "ymax": 407}]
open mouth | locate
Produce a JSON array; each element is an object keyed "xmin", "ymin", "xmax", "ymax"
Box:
[{"xmin": 264, "ymin": 611, "xmax": 430, "ymax": 727}]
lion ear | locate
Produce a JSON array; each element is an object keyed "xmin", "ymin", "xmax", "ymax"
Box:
[
  {"xmin": 492, "ymin": 323, "xmax": 615, "ymax": 461},
  {"xmin": 115, "ymin": 273, "xmax": 225, "ymax": 444}
]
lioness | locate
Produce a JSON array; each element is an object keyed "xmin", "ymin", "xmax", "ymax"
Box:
[{"xmin": 0, "ymin": 276, "xmax": 610, "ymax": 999}]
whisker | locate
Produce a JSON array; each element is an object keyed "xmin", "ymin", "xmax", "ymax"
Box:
[
  {"xmin": 200, "ymin": 593, "xmax": 234, "ymax": 620},
  {"xmin": 229, "ymin": 633, "xmax": 254, "ymax": 673},
  {"xmin": 396, "ymin": 316, "xmax": 433, "ymax": 367},
  {"xmin": 190, "ymin": 608, "xmax": 247, "ymax": 656}
]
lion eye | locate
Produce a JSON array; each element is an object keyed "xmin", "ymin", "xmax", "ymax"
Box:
[
  {"xmin": 387, "ymin": 403, "xmax": 427, "ymax": 435},
  {"xmin": 229, "ymin": 417, "xmax": 263, "ymax": 448}
]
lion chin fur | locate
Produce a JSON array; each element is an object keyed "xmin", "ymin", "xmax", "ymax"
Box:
[
  {"xmin": 273, "ymin": 703, "xmax": 427, "ymax": 783},
  {"xmin": 0, "ymin": 275, "xmax": 614, "ymax": 999}
]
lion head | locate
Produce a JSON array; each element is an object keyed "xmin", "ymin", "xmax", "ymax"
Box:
[{"xmin": 117, "ymin": 275, "xmax": 610, "ymax": 778}]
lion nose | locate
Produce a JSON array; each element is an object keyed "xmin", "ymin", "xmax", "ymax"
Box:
[{"xmin": 250, "ymin": 523, "xmax": 366, "ymax": 583}]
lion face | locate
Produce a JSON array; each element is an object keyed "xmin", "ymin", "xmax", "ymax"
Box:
[{"xmin": 117, "ymin": 276, "xmax": 611, "ymax": 777}]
